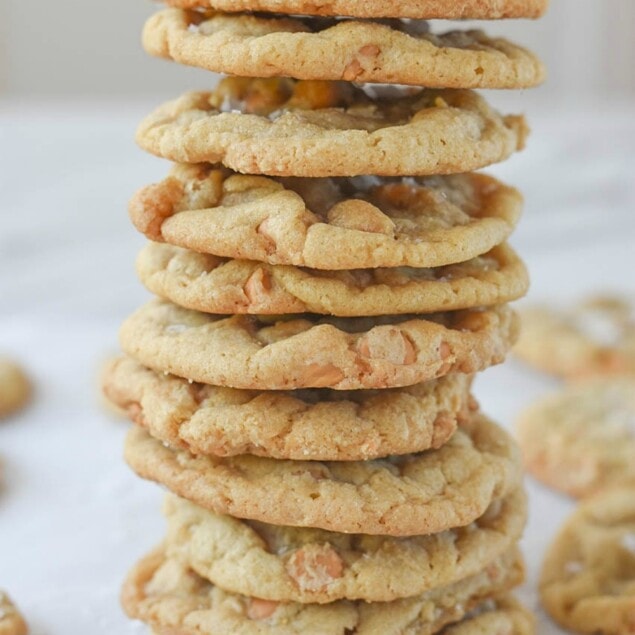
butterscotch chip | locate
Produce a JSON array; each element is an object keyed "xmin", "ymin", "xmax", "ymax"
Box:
[
  {"xmin": 130, "ymin": 166, "xmax": 523, "ymax": 271},
  {"xmin": 137, "ymin": 242, "xmax": 528, "ymax": 317},
  {"xmin": 540, "ymin": 485, "xmax": 635, "ymax": 634},
  {"xmin": 122, "ymin": 546, "xmax": 525, "ymax": 635},
  {"xmin": 119, "ymin": 300, "xmax": 518, "ymax": 391},
  {"xmin": 515, "ymin": 295, "xmax": 635, "ymax": 379},
  {"xmin": 102, "ymin": 357, "xmax": 473, "ymax": 461},
  {"xmin": 357, "ymin": 328, "xmax": 416, "ymax": 365},
  {"xmin": 124, "ymin": 412, "xmax": 521, "ymax": 536},
  {"xmin": 0, "ymin": 592, "xmax": 28, "ymax": 635},
  {"xmin": 136, "ymin": 78, "xmax": 527, "ymax": 177},
  {"xmin": 327, "ymin": 199, "xmax": 395, "ymax": 235},
  {"xmin": 163, "ymin": 488, "xmax": 526, "ymax": 603},
  {"xmin": 161, "ymin": 0, "xmax": 549, "ymax": 20},
  {"xmin": 517, "ymin": 376, "xmax": 635, "ymax": 498},
  {"xmin": 144, "ymin": 10, "xmax": 545, "ymax": 89},
  {"xmin": 285, "ymin": 545, "xmax": 344, "ymax": 593},
  {"xmin": 246, "ymin": 598, "xmax": 278, "ymax": 621},
  {"xmin": 0, "ymin": 359, "xmax": 31, "ymax": 420}
]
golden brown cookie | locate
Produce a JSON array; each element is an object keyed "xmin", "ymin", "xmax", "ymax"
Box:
[
  {"xmin": 124, "ymin": 412, "xmax": 521, "ymax": 536},
  {"xmin": 0, "ymin": 359, "xmax": 31, "ymax": 420},
  {"xmin": 540, "ymin": 485, "xmax": 635, "ymax": 634},
  {"xmin": 136, "ymin": 78, "xmax": 528, "ymax": 177},
  {"xmin": 119, "ymin": 300, "xmax": 519, "ymax": 391},
  {"xmin": 0, "ymin": 592, "xmax": 28, "ymax": 635},
  {"xmin": 515, "ymin": 296, "xmax": 635, "ymax": 379},
  {"xmin": 161, "ymin": 0, "xmax": 549, "ymax": 20},
  {"xmin": 137, "ymin": 242, "xmax": 528, "ymax": 317},
  {"xmin": 517, "ymin": 376, "xmax": 635, "ymax": 498},
  {"xmin": 144, "ymin": 10, "xmax": 545, "ymax": 89},
  {"xmin": 102, "ymin": 357, "xmax": 474, "ymax": 461},
  {"xmin": 122, "ymin": 546, "xmax": 524, "ymax": 635},
  {"xmin": 163, "ymin": 489, "xmax": 526, "ymax": 603},
  {"xmin": 130, "ymin": 165, "xmax": 523, "ymax": 271}
]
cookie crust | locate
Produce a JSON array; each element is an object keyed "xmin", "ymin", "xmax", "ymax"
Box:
[
  {"xmin": 124, "ymin": 412, "xmax": 521, "ymax": 536},
  {"xmin": 137, "ymin": 242, "xmax": 529, "ymax": 316},
  {"xmin": 102, "ymin": 357, "xmax": 474, "ymax": 461},
  {"xmin": 144, "ymin": 10, "xmax": 545, "ymax": 88},
  {"xmin": 136, "ymin": 79, "xmax": 527, "ymax": 177},
  {"xmin": 163, "ymin": 489, "xmax": 526, "ymax": 603},
  {"xmin": 130, "ymin": 166, "xmax": 523, "ymax": 271},
  {"xmin": 442, "ymin": 595, "xmax": 535, "ymax": 634},
  {"xmin": 161, "ymin": 0, "xmax": 549, "ymax": 20},
  {"xmin": 122, "ymin": 547, "xmax": 524, "ymax": 635},
  {"xmin": 119, "ymin": 300, "xmax": 519, "ymax": 390}
]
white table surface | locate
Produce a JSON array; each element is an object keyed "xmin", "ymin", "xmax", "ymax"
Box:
[{"xmin": 1, "ymin": 98, "xmax": 634, "ymax": 634}]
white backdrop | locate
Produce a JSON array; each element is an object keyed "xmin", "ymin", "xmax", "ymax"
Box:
[
  {"xmin": 1, "ymin": 0, "xmax": 635, "ymax": 102},
  {"xmin": 2, "ymin": 2, "xmax": 635, "ymax": 634}
]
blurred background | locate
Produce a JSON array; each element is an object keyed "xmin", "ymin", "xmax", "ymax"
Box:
[{"xmin": 1, "ymin": 2, "xmax": 633, "ymax": 634}]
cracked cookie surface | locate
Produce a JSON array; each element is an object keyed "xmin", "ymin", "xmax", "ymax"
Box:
[
  {"xmin": 163, "ymin": 489, "xmax": 526, "ymax": 603},
  {"xmin": 137, "ymin": 242, "xmax": 528, "ymax": 316},
  {"xmin": 124, "ymin": 412, "xmax": 521, "ymax": 536},
  {"xmin": 102, "ymin": 357, "xmax": 473, "ymax": 461},
  {"xmin": 540, "ymin": 485, "xmax": 635, "ymax": 634},
  {"xmin": 123, "ymin": 546, "xmax": 524, "ymax": 635},
  {"xmin": 130, "ymin": 165, "xmax": 523, "ymax": 271},
  {"xmin": 144, "ymin": 10, "xmax": 545, "ymax": 88},
  {"xmin": 136, "ymin": 78, "xmax": 527, "ymax": 177},
  {"xmin": 119, "ymin": 300, "xmax": 518, "ymax": 390},
  {"xmin": 161, "ymin": 0, "xmax": 549, "ymax": 20},
  {"xmin": 517, "ymin": 376, "xmax": 635, "ymax": 498}
]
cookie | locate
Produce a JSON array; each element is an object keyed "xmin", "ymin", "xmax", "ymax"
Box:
[
  {"xmin": 130, "ymin": 165, "xmax": 523, "ymax": 271},
  {"xmin": 141, "ymin": 600, "xmax": 533, "ymax": 635},
  {"xmin": 102, "ymin": 357, "xmax": 474, "ymax": 461},
  {"xmin": 144, "ymin": 10, "xmax": 545, "ymax": 89},
  {"xmin": 163, "ymin": 488, "xmax": 526, "ymax": 603},
  {"xmin": 97, "ymin": 355, "xmax": 128, "ymax": 419},
  {"xmin": 517, "ymin": 376, "xmax": 635, "ymax": 498},
  {"xmin": 137, "ymin": 242, "xmax": 528, "ymax": 317},
  {"xmin": 161, "ymin": 0, "xmax": 549, "ymax": 20},
  {"xmin": 119, "ymin": 300, "xmax": 519, "ymax": 391},
  {"xmin": 136, "ymin": 78, "xmax": 528, "ymax": 177},
  {"xmin": 540, "ymin": 485, "xmax": 635, "ymax": 634},
  {"xmin": 124, "ymin": 412, "xmax": 521, "ymax": 536},
  {"xmin": 515, "ymin": 295, "xmax": 635, "ymax": 379},
  {"xmin": 122, "ymin": 546, "xmax": 524, "ymax": 635},
  {"xmin": 0, "ymin": 359, "xmax": 31, "ymax": 419},
  {"xmin": 441, "ymin": 596, "xmax": 535, "ymax": 635},
  {"xmin": 0, "ymin": 592, "xmax": 28, "ymax": 635}
]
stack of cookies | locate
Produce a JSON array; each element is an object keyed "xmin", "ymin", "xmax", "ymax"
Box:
[{"xmin": 103, "ymin": 0, "xmax": 547, "ymax": 631}]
